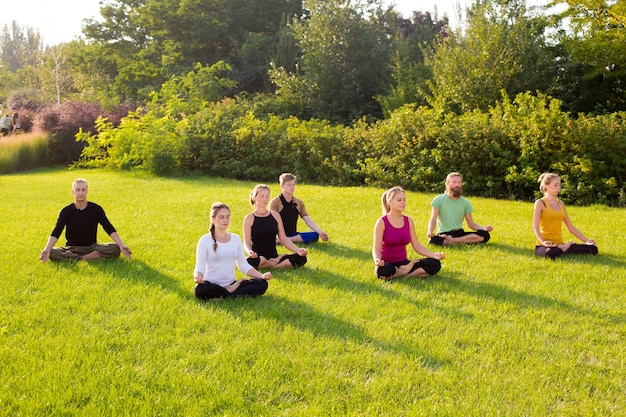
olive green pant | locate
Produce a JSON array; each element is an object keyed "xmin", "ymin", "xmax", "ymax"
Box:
[{"xmin": 49, "ymin": 243, "xmax": 121, "ymax": 261}]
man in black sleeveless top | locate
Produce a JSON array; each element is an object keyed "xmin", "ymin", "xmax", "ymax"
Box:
[{"xmin": 269, "ymin": 173, "xmax": 328, "ymax": 244}]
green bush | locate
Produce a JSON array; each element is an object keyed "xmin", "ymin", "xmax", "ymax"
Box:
[{"xmin": 76, "ymin": 90, "xmax": 626, "ymax": 206}]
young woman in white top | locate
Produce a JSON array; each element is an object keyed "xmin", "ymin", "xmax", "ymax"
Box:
[{"xmin": 194, "ymin": 202, "xmax": 271, "ymax": 300}]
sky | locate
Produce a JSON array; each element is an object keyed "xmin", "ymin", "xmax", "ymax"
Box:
[{"xmin": 0, "ymin": 0, "xmax": 467, "ymax": 45}]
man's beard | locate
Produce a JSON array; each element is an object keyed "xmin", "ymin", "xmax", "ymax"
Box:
[{"xmin": 450, "ymin": 187, "xmax": 462, "ymax": 198}]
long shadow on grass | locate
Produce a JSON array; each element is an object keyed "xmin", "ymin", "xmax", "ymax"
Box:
[
  {"xmin": 213, "ymin": 292, "xmax": 448, "ymax": 371},
  {"xmin": 421, "ymin": 270, "xmax": 626, "ymax": 325},
  {"xmin": 549, "ymin": 252, "xmax": 626, "ymax": 269},
  {"xmin": 469, "ymin": 242, "xmax": 529, "ymax": 257},
  {"xmin": 78, "ymin": 258, "xmax": 191, "ymax": 300},
  {"xmin": 487, "ymin": 242, "xmax": 625, "ymax": 268},
  {"xmin": 423, "ymin": 241, "xmax": 531, "ymax": 258},
  {"xmin": 278, "ymin": 242, "xmax": 471, "ymax": 322},
  {"xmin": 308, "ymin": 241, "xmax": 370, "ymax": 262}
]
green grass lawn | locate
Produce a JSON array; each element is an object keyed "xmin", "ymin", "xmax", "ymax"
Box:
[{"xmin": 1, "ymin": 168, "xmax": 625, "ymax": 416}]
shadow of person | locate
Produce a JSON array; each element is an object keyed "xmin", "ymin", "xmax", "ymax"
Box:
[
  {"xmin": 310, "ymin": 241, "xmax": 371, "ymax": 262},
  {"xmin": 422, "ymin": 270, "xmax": 626, "ymax": 325},
  {"xmin": 594, "ymin": 253, "xmax": 626, "ymax": 269},
  {"xmin": 210, "ymin": 292, "xmax": 447, "ymax": 371},
  {"xmin": 83, "ymin": 258, "xmax": 192, "ymax": 300},
  {"xmin": 479, "ymin": 242, "xmax": 532, "ymax": 257}
]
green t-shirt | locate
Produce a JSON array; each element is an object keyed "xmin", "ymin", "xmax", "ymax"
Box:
[{"xmin": 431, "ymin": 194, "xmax": 474, "ymax": 233}]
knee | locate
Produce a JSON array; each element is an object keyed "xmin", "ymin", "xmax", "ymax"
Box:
[
  {"xmin": 376, "ymin": 263, "xmax": 396, "ymax": 278},
  {"xmin": 547, "ymin": 247, "xmax": 564, "ymax": 259},
  {"xmin": 477, "ymin": 230, "xmax": 490, "ymax": 243},
  {"xmin": 289, "ymin": 254, "xmax": 307, "ymax": 268},
  {"xmin": 247, "ymin": 257, "xmax": 261, "ymax": 269},
  {"xmin": 429, "ymin": 236, "xmax": 445, "ymax": 246},
  {"xmin": 421, "ymin": 258, "xmax": 441, "ymax": 276},
  {"xmin": 302, "ymin": 232, "xmax": 319, "ymax": 243},
  {"xmin": 195, "ymin": 283, "xmax": 217, "ymax": 300}
]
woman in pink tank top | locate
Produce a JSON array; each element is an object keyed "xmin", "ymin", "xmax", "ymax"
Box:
[{"xmin": 372, "ymin": 187, "xmax": 445, "ymax": 280}]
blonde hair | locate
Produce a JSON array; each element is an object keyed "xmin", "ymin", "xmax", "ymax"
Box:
[
  {"xmin": 381, "ymin": 186, "xmax": 405, "ymax": 215},
  {"xmin": 72, "ymin": 178, "xmax": 88, "ymax": 189},
  {"xmin": 445, "ymin": 171, "xmax": 462, "ymax": 187},
  {"xmin": 279, "ymin": 173, "xmax": 296, "ymax": 185},
  {"xmin": 538, "ymin": 172, "xmax": 560, "ymax": 194},
  {"xmin": 209, "ymin": 202, "xmax": 230, "ymax": 252},
  {"xmin": 249, "ymin": 184, "xmax": 270, "ymax": 205}
]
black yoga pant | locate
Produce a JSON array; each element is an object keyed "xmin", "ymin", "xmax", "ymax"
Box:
[
  {"xmin": 247, "ymin": 253, "xmax": 307, "ymax": 269},
  {"xmin": 376, "ymin": 258, "xmax": 442, "ymax": 278},
  {"xmin": 429, "ymin": 229, "xmax": 490, "ymax": 246},
  {"xmin": 535, "ymin": 244, "xmax": 598, "ymax": 260},
  {"xmin": 195, "ymin": 278, "xmax": 268, "ymax": 300}
]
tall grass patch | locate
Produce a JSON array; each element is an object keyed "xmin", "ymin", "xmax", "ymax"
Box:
[
  {"xmin": 0, "ymin": 132, "xmax": 48, "ymax": 173},
  {"xmin": 1, "ymin": 169, "xmax": 625, "ymax": 416}
]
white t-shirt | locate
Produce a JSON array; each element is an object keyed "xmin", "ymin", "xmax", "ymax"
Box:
[{"xmin": 194, "ymin": 233, "xmax": 253, "ymax": 287}]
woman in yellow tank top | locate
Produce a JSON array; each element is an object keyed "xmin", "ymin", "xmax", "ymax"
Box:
[{"xmin": 532, "ymin": 173, "xmax": 598, "ymax": 259}]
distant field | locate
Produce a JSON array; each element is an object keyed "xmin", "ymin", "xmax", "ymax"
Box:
[{"xmin": 1, "ymin": 168, "xmax": 624, "ymax": 416}]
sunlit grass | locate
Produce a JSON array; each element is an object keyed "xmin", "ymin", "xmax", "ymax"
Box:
[{"xmin": 1, "ymin": 168, "xmax": 624, "ymax": 416}]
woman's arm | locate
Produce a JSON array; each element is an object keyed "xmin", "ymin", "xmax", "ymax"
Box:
[
  {"xmin": 562, "ymin": 205, "xmax": 595, "ymax": 244},
  {"xmin": 235, "ymin": 235, "xmax": 271, "ymax": 280},
  {"xmin": 372, "ymin": 218, "xmax": 385, "ymax": 266},
  {"xmin": 275, "ymin": 212, "xmax": 307, "ymax": 256},
  {"xmin": 242, "ymin": 214, "xmax": 257, "ymax": 257},
  {"xmin": 532, "ymin": 200, "xmax": 550, "ymax": 245},
  {"xmin": 194, "ymin": 272, "xmax": 204, "ymax": 284},
  {"xmin": 194, "ymin": 236, "xmax": 209, "ymax": 283},
  {"xmin": 409, "ymin": 217, "xmax": 444, "ymax": 260}
]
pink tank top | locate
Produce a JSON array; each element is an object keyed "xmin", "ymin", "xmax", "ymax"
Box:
[{"xmin": 381, "ymin": 215, "xmax": 410, "ymax": 263}]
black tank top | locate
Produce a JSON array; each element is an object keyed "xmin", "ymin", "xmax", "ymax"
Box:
[
  {"xmin": 251, "ymin": 214, "xmax": 279, "ymax": 258},
  {"xmin": 279, "ymin": 194, "xmax": 299, "ymax": 236}
]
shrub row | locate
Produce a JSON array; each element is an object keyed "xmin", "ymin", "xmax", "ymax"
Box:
[
  {"xmin": 6, "ymin": 88, "xmax": 134, "ymax": 167},
  {"xmin": 75, "ymin": 92, "xmax": 626, "ymax": 206}
]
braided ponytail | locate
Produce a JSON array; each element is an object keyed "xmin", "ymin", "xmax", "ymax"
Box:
[{"xmin": 210, "ymin": 223, "xmax": 218, "ymax": 252}]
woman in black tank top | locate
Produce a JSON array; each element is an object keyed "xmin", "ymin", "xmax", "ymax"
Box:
[
  {"xmin": 243, "ymin": 184, "xmax": 308, "ymax": 269},
  {"xmin": 251, "ymin": 213, "xmax": 280, "ymax": 258}
]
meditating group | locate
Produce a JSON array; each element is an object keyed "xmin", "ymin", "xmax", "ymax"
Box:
[{"xmin": 40, "ymin": 171, "xmax": 599, "ymax": 300}]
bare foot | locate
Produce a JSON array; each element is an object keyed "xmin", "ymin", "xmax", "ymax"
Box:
[
  {"xmin": 441, "ymin": 234, "xmax": 458, "ymax": 246},
  {"xmin": 224, "ymin": 279, "xmax": 242, "ymax": 293}
]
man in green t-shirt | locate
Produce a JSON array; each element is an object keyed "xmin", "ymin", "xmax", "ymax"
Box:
[{"xmin": 427, "ymin": 172, "xmax": 493, "ymax": 246}]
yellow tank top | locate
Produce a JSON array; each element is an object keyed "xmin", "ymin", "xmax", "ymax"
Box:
[{"xmin": 536, "ymin": 197, "xmax": 564, "ymax": 245}]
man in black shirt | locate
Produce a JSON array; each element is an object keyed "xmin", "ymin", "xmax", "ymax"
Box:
[{"xmin": 40, "ymin": 178, "xmax": 132, "ymax": 262}]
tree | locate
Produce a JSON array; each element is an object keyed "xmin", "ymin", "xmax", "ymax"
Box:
[
  {"xmin": 424, "ymin": 0, "xmax": 554, "ymax": 114},
  {"xmin": 377, "ymin": 10, "xmax": 450, "ymax": 115},
  {"xmin": 0, "ymin": 22, "xmax": 42, "ymax": 73},
  {"xmin": 0, "ymin": 22, "xmax": 46, "ymax": 108},
  {"xmin": 549, "ymin": 0, "xmax": 626, "ymax": 113},
  {"xmin": 271, "ymin": 0, "xmax": 394, "ymax": 123},
  {"xmin": 83, "ymin": 0, "xmax": 303, "ymax": 102}
]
